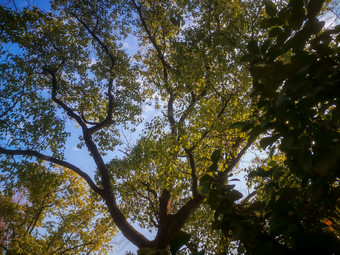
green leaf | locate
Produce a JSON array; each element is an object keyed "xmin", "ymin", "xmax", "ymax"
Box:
[
  {"xmin": 247, "ymin": 40, "xmax": 260, "ymax": 55},
  {"xmin": 229, "ymin": 190, "xmax": 243, "ymax": 201},
  {"xmin": 212, "ymin": 220, "xmax": 222, "ymax": 230},
  {"xmin": 170, "ymin": 231, "xmax": 191, "ymax": 255},
  {"xmin": 301, "ymin": 151, "xmax": 312, "ymax": 172},
  {"xmin": 211, "ymin": 149, "xmax": 221, "ymax": 164},
  {"xmin": 304, "ymin": 18, "xmax": 324, "ymax": 35},
  {"xmin": 260, "ymin": 136, "xmax": 275, "ymax": 149},
  {"xmin": 200, "ymin": 183, "xmax": 210, "ymax": 195},
  {"xmin": 264, "ymin": 0, "xmax": 277, "ymax": 17},
  {"xmin": 307, "ymin": 0, "xmax": 325, "ymax": 18},
  {"xmin": 248, "ymin": 167, "xmax": 272, "ymax": 178},
  {"xmin": 260, "ymin": 39, "xmax": 272, "ymax": 55},
  {"xmin": 229, "ymin": 121, "xmax": 246, "ymax": 129},
  {"xmin": 192, "ymin": 250, "xmax": 205, "ymax": 255},
  {"xmin": 334, "ymin": 24, "xmax": 340, "ymax": 33},
  {"xmin": 240, "ymin": 54, "xmax": 258, "ymax": 63},
  {"xmin": 138, "ymin": 248, "xmax": 159, "ymax": 255},
  {"xmin": 288, "ymin": 4, "xmax": 305, "ymax": 29},
  {"xmin": 241, "ymin": 122, "xmax": 254, "ymax": 132},
  {"xmin": 275, "ymin": 95, "xmax": 289, "ymax": 107},
  {"xmin": 269, "ymin": 27, "xmax": 283, "ymax": 38},
  {"xmin": 260, "ymin": 17, "xmax": 280, "ymax": 28}
]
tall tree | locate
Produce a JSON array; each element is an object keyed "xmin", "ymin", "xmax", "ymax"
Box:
[{"xmin": 0, "ymin": 0, "xmax": 295, "ymax": 253}]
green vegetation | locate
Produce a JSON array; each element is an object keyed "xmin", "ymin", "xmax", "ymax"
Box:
[{"xmin": 0, "ymin": 0, "xmax": 339, "ymax": 254}]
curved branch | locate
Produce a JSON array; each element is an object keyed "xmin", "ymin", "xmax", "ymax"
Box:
[
  {"xmin": 132, "ymin": 0, "xmax": 179, "ymax": 135},
  {"xmin": 88, "ymin": 76, "xmax": 115, "ymax": 134},
  {"xmin": 172, "ymin": 195, "xmax": 203, "ymax": 229},
  {"xmin": 0, "ymin": 146, "xmax": 103, "ymax": 196},
  {"xmin": 81, "ymin": 110, "xmax": 100, "ymax": 125},
  {"xmin": 43, "ymin": 69, "xmax": 87, "ymax": 129},
  {"xmin": 45, "ymin": 67, "xmax": 150, "ymax": 248}
]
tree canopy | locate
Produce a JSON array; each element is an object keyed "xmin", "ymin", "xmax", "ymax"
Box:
[{"xmin": 0, "ymin": 0, "xmax": 339, "ymax": 254}]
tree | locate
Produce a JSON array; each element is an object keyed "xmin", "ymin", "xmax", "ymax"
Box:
[
  {"xmin": 0, "ymin": 161, "xmax": 115, "ymax": 254},
  {"xmin": 204, "ymin": 0, "xmax": 340, "ymax": 254},
  {"xmin": 0, "ymin": 0, "xmax": 266, "ymax": 253},
  {"xmin": 2, "ymin": 0, "xmax": 338, "ymax": 254}
]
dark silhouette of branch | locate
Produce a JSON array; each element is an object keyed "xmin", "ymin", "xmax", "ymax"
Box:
[
  {"xmin": 43, "ymin": 68, "xmax": 151, "ymax": 249},
  {"xmin": 184, "ymin": 148, "xmax": 199, "ymax": 198},
  {"xmin": 132, "ymin": 0, "xmax": 172, "ymax": 70},
  {"xmin": 0, "ymin": 147, "xmax": 103, "ymax": 195},
  {"xmin": 88, "ymin": 76, "xmax": 115, "ymax": 134},
  {"xmin": 43, "ymin": 69, "xmax": 87, "ymax": 129},
  {"xmin": 153, "ymin": 194, "xmax": 204, "ymax": 249},
  {"xmin": 167, "ymin": 93, "xmax": 176, "ymax": 134},
  {"xmin": 68, "ymin": 10, "xmax": 116, "ymax": 66},
  {"xmin": 132, "ymin": 0, "xmax": 178, "ymax": 135}
]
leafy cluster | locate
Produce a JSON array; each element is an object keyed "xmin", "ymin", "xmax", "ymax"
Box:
[
  {"xmin": 0, "ymin": 160, "xmax": 115, "ymax": 254},
  {"xmin": 203, "ymin": 0, "xmax": 340, "ymax": 254}
]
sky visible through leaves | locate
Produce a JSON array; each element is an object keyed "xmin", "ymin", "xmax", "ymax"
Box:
[{"xmin": 2, "ymin": 0, "xmax": 339, "ymax": 254}]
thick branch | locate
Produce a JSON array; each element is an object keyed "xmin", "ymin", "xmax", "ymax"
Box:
[
  {"xmin": 167, "ymin": 93, "xmax": 176, "ymax": 134},
  {"xmin": 172, "ymin": 195, "xmax": 203, "ymax": 230},
  {"xmin": 0, "ymin": 147, "xmax": 103, "ymax": 196},
  {"xmin": 184, "ymin": 149, "xmax": 199, "ymax": 198},
  {"xmin": 44, "ymin": 70, "xmax": 112, "ymax": 194},
  {"xmin": 105, "ymin": 198, "xmax": 153, "ymax": 248},
  {"xmin": 88, "ymin": 76, "xmax": 115, "ymax": 134},
  {"xmin": 81, "ymin": 110, "xmax": 100, "ymax": 125},
  {"xmin": 45, "ymin": 68, "xmax": 151, "ymax": 249},
  {"xmin": 152, "ymin": 189, "xmax": 172, "ymax": 248},
  {"xmin": 152, "ymin": 195, "xmax": 203, "ymax": 249},
  {"xmin": 67, "ymin": 6, "xmax": 117, "ymax": 134},
  {"xmin": 158, "ymin": 189, "xmax": 171, "ymax": 223}
]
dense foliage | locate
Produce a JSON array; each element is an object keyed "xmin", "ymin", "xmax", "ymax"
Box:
[
  {"xmin": 203, "ymin": 0, "xmax": 340, "ymax": 254},
  {"xmin": 0, "ymin": 0, "xmax": 339, "ymax": 254},
  {"xmin": 0, "ymin": 162, "xmax": 115, "ymax": 254}
]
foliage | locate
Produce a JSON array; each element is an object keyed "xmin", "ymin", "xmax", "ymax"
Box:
[
  {"xmin": 203, "ymin": 0, "xmax": 340, "ymax": 254},
  {"xmin": 2, "ymin": 0, "xmax": 339, "ymax": 254},
  {"xmin": 0, "ymin": 160, "xmax": 115, "ymax": 254}
]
